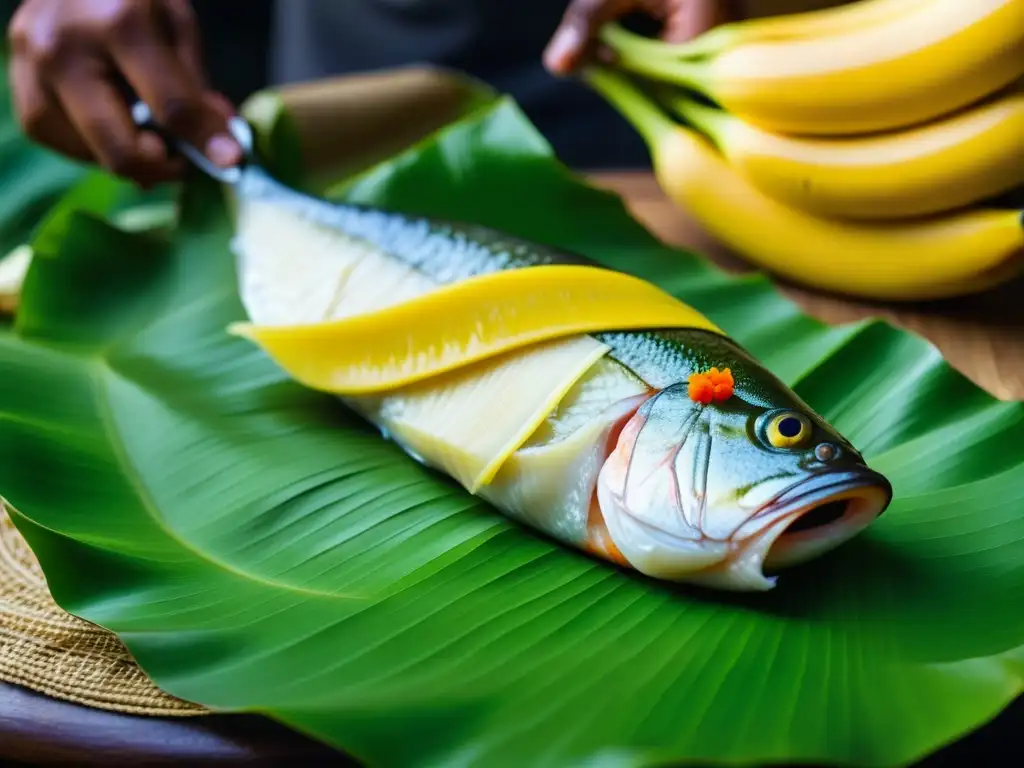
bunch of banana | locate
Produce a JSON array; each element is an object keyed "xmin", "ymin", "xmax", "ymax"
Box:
[{"xmin": 588, "ymin": 0, "xmax": 1024, "ymax": 301}]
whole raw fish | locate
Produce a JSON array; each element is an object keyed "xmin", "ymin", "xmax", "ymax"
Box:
[{"xmin": 230, "ymin": 166, "xmax": 892, "ymax": 592}]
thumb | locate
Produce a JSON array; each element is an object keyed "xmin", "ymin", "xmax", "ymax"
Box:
[
  {"xmin": 162, "ymin": 0, "xmax": 242, "ymax": 168},
  {"xmin": 162, "ymin": 0, "xmax": 212, "ymax": 90},
  {"xmin": 544, "ymin": 0, "xmax": 637, "ymax": 75},
  {"xmin": 200, "ymin": 93, "xmax": 244, "ymax": 167}
]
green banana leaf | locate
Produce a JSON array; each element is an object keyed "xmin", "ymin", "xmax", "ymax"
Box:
[{"xmin": 1, "ymin": 86, "xmax": 1023, "ymax": 768}]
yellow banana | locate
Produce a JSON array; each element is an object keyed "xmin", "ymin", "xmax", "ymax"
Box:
[
  {"xmin": 665, "ymin": 81, "xmax": 1024, "ymax": 220},
  {"xmin": 602, "ymin": 0, "xmax": 1024, "ymax": 136},
  {"xmin": 585, "ymin": 67, "xmax": 1024, "ymax": 301},
  {"xmin": 617, "ymin": 0, "xmax": 928, "ymax": 59}
]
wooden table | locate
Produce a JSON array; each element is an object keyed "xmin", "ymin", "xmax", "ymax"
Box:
[
  {"xmin": 0, "ymin": 682, "xmax": 348, "ymax": 767},
  {"xmin": 2, "ymin": 172, "xmax": 1021, "ymax": 765}
]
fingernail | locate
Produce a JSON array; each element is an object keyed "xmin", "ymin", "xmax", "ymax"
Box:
[
  {"xmin": 206, "ymin": 133, "xmax": 242, "ymax": 167},
  {"xmin": 544, "ymin": 25, "xmax": 583, "ymax": 73}
]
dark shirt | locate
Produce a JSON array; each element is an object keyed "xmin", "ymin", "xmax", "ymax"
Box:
[{"xmin": 268, "ymin": 0, "xmax": 650, "ymax": 169}]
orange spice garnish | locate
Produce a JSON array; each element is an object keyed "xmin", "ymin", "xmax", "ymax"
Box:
[{"xmin": 687, "ymin": 367, "xmax": 734, "ymax": 405}]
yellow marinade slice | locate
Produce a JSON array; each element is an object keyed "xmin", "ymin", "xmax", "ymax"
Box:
[{"xmin": 229, "ymin": 263, "xmax": 723, "ymax": 395}]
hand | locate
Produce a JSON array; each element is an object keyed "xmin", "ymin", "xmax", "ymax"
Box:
[
  {"xmin": 7, "ymin": 0, "xmax": 243, "ymax": 187},
  {"xmin": 544, "ymin": 0, "xmax": 736, "ymax": 75}
]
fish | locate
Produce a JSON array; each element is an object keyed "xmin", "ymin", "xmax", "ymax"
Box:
[{"xmin": 227, "ymin": 165, "xmax": 893, "ymax": 592}]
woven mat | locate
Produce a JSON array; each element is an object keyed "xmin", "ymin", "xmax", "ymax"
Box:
[{"xmin": 0, "ymin": 501, "xmax": 208, "ymax": 716}]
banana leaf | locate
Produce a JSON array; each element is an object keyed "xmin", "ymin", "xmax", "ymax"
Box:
[{"xmin": 1, "ymin": 83, "xmax": 1022, "ymax": 768}]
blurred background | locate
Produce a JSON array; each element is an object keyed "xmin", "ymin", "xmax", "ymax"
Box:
[
  {"xmin": 2, "ymin": 0, "xmax": 651, "ymax": 168},
  {"xmin": 0, "ymin": 0, "xmax": 846, "ymax": 169}
]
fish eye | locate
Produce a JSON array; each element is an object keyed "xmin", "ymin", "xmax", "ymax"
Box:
[{"xmin": 761, "ymin": 411, "xmax": 812, "ymax": 449}]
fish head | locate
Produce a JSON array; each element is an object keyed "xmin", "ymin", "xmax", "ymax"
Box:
[{"xmin": 596, "ymin": 359, "xmax": 892, "ymax": 591}]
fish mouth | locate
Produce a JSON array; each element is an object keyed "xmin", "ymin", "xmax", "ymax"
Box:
[
  {"xmin": 757, "ymin": 469, "xmax": 893, "ymax": 572},
  {"xmin": 597, "ymin": 467, "xmax": 892, "ymax": 591}
]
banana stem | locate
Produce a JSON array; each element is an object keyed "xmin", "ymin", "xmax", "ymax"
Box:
[
  {"xmin": 661, "ymin": 95, "xmax": 730, "ymax": 148},
  {"xmin": 600, "ymin": 21, "xmax": 735, "ymax": 59},
  {"xmin": 598, "ymin": 23, "xmax": 713, "ymax": 90},
  {"xmin": 581, "ymin": 66, "xmax": 677, "ymax": 148},
  {"xmin": 663, "ymin": 25, "xmax": 734, "ymax": 58},
  {"xmin": 598, "ymin": 22, "xmax": 688, "ymax": 61}
]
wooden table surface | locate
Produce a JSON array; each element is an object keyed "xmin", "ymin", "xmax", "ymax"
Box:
[{"xmin": 2, "ymin": 171, "xmax": 1021, "ymax": 766}]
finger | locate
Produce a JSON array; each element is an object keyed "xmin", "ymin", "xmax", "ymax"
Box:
[
  {"xmin": 197, "ymin": 93, "xmax": 245, "ymax": 166},
  {"xmin": 9, "ymin": 54, "xmax": 93, "ymax": 162},
  {"xmin": 53, "ymin": 68, "xmax": 181, "ymax": 185},
  {"xmin": 204, "ymin": 91, "xmax": 238, "ymax": 123},
  {"xmin": 544, "ymin": 0, "xmax": 636, "ymax": 75},
  {"xmin": 662, "ymin": 0, "xmax": 735, "ymax": 42},
  {"xmin": 162, "ymin": 0, "xmax": 209, "ymax": 89},
  {"xmin": 136, "ymin": 130, "xmax": 187, "ymax": 186},
  {"xmin": 107, "ymin": 5, "xmax": 242, "ymax": 168},
  {"xmin": 163, "ymin": 0, "xmax": 242, "ymax": 158}
]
